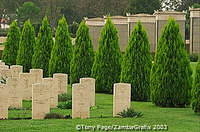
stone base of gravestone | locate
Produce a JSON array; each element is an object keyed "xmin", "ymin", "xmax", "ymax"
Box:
[
  {"xmin": 80, "ymin": 78, "xmax": 95, "ymax": 107},
  {"xmin": 72, "ymin": 83, "xmax": 90, "ymax": 119},
  {"xmin": 0, "ymin": 84, "xmax": 8, "ymax": 119},
  {"xmin": 113, "ymin": 83, "xmax": 131, "ymax": 117},
  {"xmin": 53, "ymin": 73, "xmax": 68, "ymax": 94},
  {"xmin": 32, "ymin": 83, "xmax": 50, "ymax": 119}
]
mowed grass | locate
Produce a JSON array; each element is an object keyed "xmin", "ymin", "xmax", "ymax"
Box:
[{"xmin": 0, "ymin": 63, "xmax": 199, "ymax": 132}]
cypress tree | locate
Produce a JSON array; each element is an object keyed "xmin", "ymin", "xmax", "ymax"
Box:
[
  {"xmin": 16, "ymin": 20, "xmax": 36, "ymax": 72},
  {"xmin": 32, "ymin": 17, "xmax": 53, "ymax": 77},
  {"xmin": 70, "ymin": 21, "xmax": 94, "ymax": 84},
  {"xmin": 151, "ymin": 19, "xmax": 192, "ymax": 107},
  {"xmin": 49, "ymin": 17, "xmax": 72, "ymax": 76},
  {"xmin": 121, "ymin": 22, "xmax": 151, "ymax": 101},
  {"xmin": 91, "ymin": 18, "xmax": 121, "ymax": 93},
  {"xmin": 191, "ymin": 61, "xmax": 200, "ymax": 113},
  {"xmin": 2, "ymin": 21, "xmax": 20, "ymax": 65}
]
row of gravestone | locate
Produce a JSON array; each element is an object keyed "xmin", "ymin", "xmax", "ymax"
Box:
[
  {"xmin": 0, "ymin": 60, "xmax": 67, "ymax": 119},
  {"xmin": 0, "ymin": 60, "xmax": 132, "ymax": 119}
]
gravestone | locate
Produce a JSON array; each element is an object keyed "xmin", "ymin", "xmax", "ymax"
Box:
[
  {"xmin": 42, "ymin": 78, "xmax": 58, "ymax": 108},
  {"xmin": 32, "ymin": 83, "xmax": 50, "ymax": 119},
  {"xmin": 80, "ymin": 78, "xmax": 95, "ymax": 106},
  {"xmin": 19, "ymin": 73, "xmax": 32, "ymax": 100},
  {"xmin": 0, "ymin": 84, "xmax": 8, "ymax": 119},
  {"xmin": 30, "ymin": 69, "xmax": 43, "ymax": 84},
  {"xmin": 10, "ymin": 65, "xmax": 23, "ymax": 78},
  {"xmin": 72, "ymin": 83, "xmax": 90, "ymax": 119},
  {"xmin": 7, "ymin": 77, "xmax": 22, "ymax": 108},
  {"xmin": 53, "ymin": 73, "xmax": 68, "ymax": 94},
  {"xmin": 113, "ymin": 83, "xmax": 131, "ymax": 117}
]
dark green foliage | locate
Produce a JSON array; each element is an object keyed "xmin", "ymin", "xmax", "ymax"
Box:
[
  {"xmin": 151, "ymin": 19, "xmax": 192, "ymax": 107},
  {"xmin": 121, "ymin": 22, "xmax": 151, "ymax": 101},
  {"xmin": 190, "ymin": 54, "xmax": 199, "ymax": 62},
  {"xmin": 44, "ymin": 113, "xmax": 65, "ymax": 119},
  {"xmin": 32, "ymin": 17, "xmax": 53, "ymax": 77},
  {"xmin": 117, "ymin": 108, "xmax": 143, "ymax": 118},
  {"xmin": 70, "ymin": 21, "xmax": 94, "ymax": 84},
  {"xmin": 16, "ymin": 20, "xmax": 36, "ymax": 72},
  {"xmin": 91, "ymin": 18, "xmax": 121, "ymax": 93},
  {"xmin": 57, "ymin": 100, "xmax": 72, "ymax": 109},
  {"xmin": 49, "ymin": 17, "xmax": 72, "ymax": 77},
  {"xmin": 58, "ymin": 93, "xmax": 72, "ymax": 102},
  {"xmin": 192, "ymin": 62, "xmax": 200, "ymax": 113},
  {"xmin": 2, "ymin": 21, "xmax": 20, "ymax": 65}
]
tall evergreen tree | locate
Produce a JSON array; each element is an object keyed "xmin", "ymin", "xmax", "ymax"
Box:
[
  {"xmin": 16, "ymin": 20, "xmax": 36, "ymax": 72},
  {"xmin": 91, "ymin": 18, "xmax": 121, "ymax": 93},
  {"xmin": 49, "ymin": 16, "xmax": 72, "ymax": 76},
  {"xmin": 191, "ymin": 61, "xmax": 200, "ymax": 113},
  {"xmin": 121, "ymin": 22, "xmax": 151, "ymax": 101},
  {"xmin": 151, "ymin": 19, "xmax": 192, "ymax": 107},
  {"xmin": 70, "ymin": 21, "xmax": 94, "ymax": 84},
  {"xmin": 32, "ymin": 17, "xmax": 53, "ymax": 77},
  {"xmin": 2, "ymin": 21, "xmax": 20, "ymax": 65}
]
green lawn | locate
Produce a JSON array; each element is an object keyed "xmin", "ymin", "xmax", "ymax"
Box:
[{"xmin": 0, "ymin": 63, "xmax": 199, "ymax": 132}]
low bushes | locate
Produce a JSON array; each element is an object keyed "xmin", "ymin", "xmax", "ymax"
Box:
[{"xmin": 117, "ymin": 108, "xmax": 143, "ymax": 118}]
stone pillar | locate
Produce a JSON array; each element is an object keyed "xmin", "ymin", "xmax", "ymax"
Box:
[
  {"xmin": 154, "ymin": 11, "xmax": 186, "ymax": 49},
  {"xmin": 32, "ymin": 83, "xmax": 50, "ymax": 119},
  {"xmin": 19, "ymin": 73, "xmax": 32, "ymax": 100},
  {"xmin": 190, "ymin": 8, "xmax": 200, "ymax": 53},
  {"xmin": 113, "ymin": 83, "xmax": 131, "ymax": 117},
  {"xmin": 10, "ymin": 65, "xmax": 23, "ymax": 78},
  {"xmin": 7, "ymin": 77, "xmax": 22, "ymax": 108},
  {"xmin": 85, "ymin": 17, "xmax": 105, "ymax": 50},
  {"xmin": 80, "ymin": 78, "xmax": 95, "ymax": 106},
  {"xmin": 127, "ymin": 14, "xmax": 156, "ymax": 53},
  {"xmin": 30, "ymin": 69, "xmax": 43, "ymax": 84},
  {"xmin": 0, "ymin": 84, "xmax": 8, "ymax": 119},
  {"xmin": 104, "ymin": 16, "xmax": 129, "ymax": 51},
  {"xmin": 53, "ymin": 73, "xmax": 68, "ymax": 94},
  {"xmin": 72, "ymin": 83, "xmax": 90, "ymax": 119},
  {"xmin": 42, "ymin": 78, "xmax": 57, "ymax": 108}
]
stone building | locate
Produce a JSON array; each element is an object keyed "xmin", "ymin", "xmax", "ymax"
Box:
[{"xmin": 190, "ymin": 8, "xmax": 200, "ymax": 53}]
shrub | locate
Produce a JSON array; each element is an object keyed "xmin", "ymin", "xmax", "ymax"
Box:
[
  {"xmin": 16, "ymin": 20, "xmax": 36, "ymax": 72},
  {"xmin": 190, "ymin": 54, "xmax": 198, "ymax": 62},
  {"xmin": 70, "ymin": 21, "xmax": 94, "ymax": 84},
  {"xmin": 49, "ymin": 17, "xmax": 72, "ymax": 77},
  {"xmin": 44, "ymin": 113, "xmax": 65, "ymax": 119},
  {"xmin": 117, "ymin": 108, "xmax": 143, "ymax": 118},
  {"xmin": 2, "ymin": 21, "xmax": 20, "ymax": 65},
  {"xmin": 151, "ymin": 19, "xmax": 192, "ymax": 107},
  {"xmin": 191, "ymin": 61, "xmax": 200, "ymax": 113},
  {"xmin": 91, "ymin": 18, "xmax": 121, "ymax": 93},
  {"xmin": 58, "ymin": 93, "xmax": 72, "ymax": 102},
  {"xmin": 32, "ymin": 17, "xmax": 53, "ymax": 77},
  {"xmin": 57, "ymin": 100, "xmax": 72, "ymax": 109},
  {"xmin": 121, "ymin": 22, "xmax": 151, "ymax": 101}
]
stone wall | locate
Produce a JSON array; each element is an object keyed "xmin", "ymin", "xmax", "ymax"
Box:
[{"xmin": 190, "ymin": 8, "xmax": 200, "ymax": 53}]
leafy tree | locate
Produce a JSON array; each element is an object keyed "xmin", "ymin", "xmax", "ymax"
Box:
[
  {"xmin": 2, "ymin": 21, "xmax": 20, "ymax": 65},
  {"xmin": 191, "ymin": 61, "xmax": 200, "ymax": 113},
  {"xmin": 16, "ymin": 2, "xmax": 40, "ymax": 25},
  {"xmin": 128, "ymin": 0, "xmax": 161, "ymax": 14},
  {"xmin": 32, "ymin": 17, "xmax": 53, "ymax": 77},
  {"xmin": 121, "ymin": 22, "xmax": 151, "ymax": 101},
  {"xmin": 151, "ymin": 19, "xmax": 192, "ymax": 107},
  {"xmin": 16, "ymin": 20, "xmax": 35, "ymax": 72},
  {"xmin": 91, "ymin": 18, "xmax": 121, "ymax": 93},
  {"xmin": 49, "ymin": 17, "xmax": 72, "ymax": 76},
  {"xmin": 70, "ymin": 21, "xmax": 94, "ymax": 84}
]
